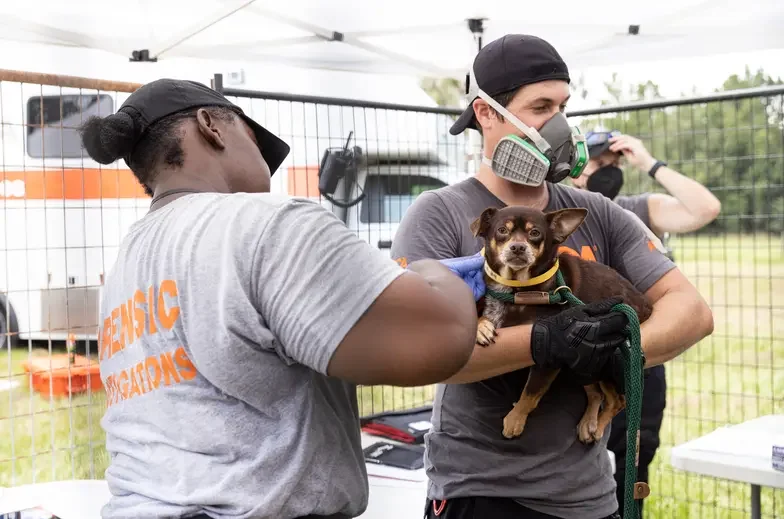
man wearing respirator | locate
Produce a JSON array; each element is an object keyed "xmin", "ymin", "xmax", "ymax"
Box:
[
  {"xmin": 571, "ymin": 129, "xmax": 721, "ymax": 518},
  {"xmin": 392, "ymin": 34, "xmax": 714, "ymax": 518}
]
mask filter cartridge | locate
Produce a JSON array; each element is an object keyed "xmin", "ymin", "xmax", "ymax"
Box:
[{"xmin": 483, "ymin": 135, "xmax": 550, "ymax": 187}]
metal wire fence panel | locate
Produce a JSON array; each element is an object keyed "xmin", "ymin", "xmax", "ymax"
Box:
[
  {"xmin": 0, "ymin": 70, "xmax": 142, "ymax": 486},
  {"xmin": 565, "ymin": 88, "xmax": 784, "ymax": 519},
  {"xmin": 1, "ymin": 69, "xmax": 781, "ymax": 518}
]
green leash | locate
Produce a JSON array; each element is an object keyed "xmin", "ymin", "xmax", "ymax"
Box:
[{"xmin": 486, "ymin": 269, "xmax": 646, "ymax": 519}]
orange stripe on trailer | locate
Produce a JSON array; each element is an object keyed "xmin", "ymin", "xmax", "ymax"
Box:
[
  {"xmin": 0, "ymin": 168, "xmax": 149, "ymax": 200},
  {"xmin": 287, "ymin": 166, "xmax": 320, "ymax": 197},
  {"xmin": 3, "ymin": 166, "xmax": 326, "ymax": 199}
]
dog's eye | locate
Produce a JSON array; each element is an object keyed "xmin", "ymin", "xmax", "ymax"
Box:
[
  {"xmin": 497, "ymin": 227, "xmax": 509, "ymax": 235},
  {"xmin": 529, "ymin": 229, "xmax": 541, "ymax": 238}
]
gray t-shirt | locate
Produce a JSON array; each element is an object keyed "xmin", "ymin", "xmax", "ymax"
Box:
[
  {"xmin": 615, "ymin": 193, "xmax": 653, "ymax": 234},
  {"xmin": 97, "ymin": 193, "xmax": 404, "ymax": 519},
  {"xmin": 390, "ymin": 178, "xmax": 675, "ymax": 519}
]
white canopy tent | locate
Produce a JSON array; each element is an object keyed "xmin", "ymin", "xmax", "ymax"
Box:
[{"xmin": 1, "ymin": 0, "xmax": 783, "ymax": 81}]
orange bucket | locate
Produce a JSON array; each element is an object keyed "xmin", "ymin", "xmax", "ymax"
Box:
[{"xmin": 22, "ymin": 353, "xmax": 103, "ymax": 398}]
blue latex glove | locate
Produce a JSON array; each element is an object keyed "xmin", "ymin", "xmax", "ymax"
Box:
[{"xmin": 438, "ymin": 253, "xmax": 486, "ymax": 302}]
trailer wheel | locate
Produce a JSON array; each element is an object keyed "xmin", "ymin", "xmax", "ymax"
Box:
[{"xmin": 0, "ymin": 296, "xmax": 19, "ymax": 348}]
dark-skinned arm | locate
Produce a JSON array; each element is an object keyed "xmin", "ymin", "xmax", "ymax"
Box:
[
  {"xmin": 327, "ymin": 259, "xmax": 478, "ymax": 386},
  {"xmin": 255, "ymin": 198, "xmax": 477, "ymax": 388}
]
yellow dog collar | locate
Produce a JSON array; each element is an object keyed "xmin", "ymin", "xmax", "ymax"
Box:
[{"xmin": 479, "ymin": 248, "xmax": 559, "ymax": 288}]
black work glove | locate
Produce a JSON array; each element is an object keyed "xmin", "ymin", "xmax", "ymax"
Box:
[
  {"xmin": 567, "ymin": 348, "xmax": 628, "ymax": 395},
  {"xmin": 602, "ymin": 347, "xmax": 627, "ymax": 395},
  {"xmin": 530, "ymin": 297, "xmax": 629, "ymax": 376}
]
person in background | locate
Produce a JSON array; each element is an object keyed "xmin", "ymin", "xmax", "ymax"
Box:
[
  {"xmin": 572, "ymin": 129, "xmax": 721, "ymax": 517},
  {"xmin": 572, "ymin": 130, "xmax": 721, "ymax": 241}
]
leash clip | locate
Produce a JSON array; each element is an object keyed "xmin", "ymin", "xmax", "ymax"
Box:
[{"xmin": 551, "ymin": 285, "xmax": 572, "ymax": 304}]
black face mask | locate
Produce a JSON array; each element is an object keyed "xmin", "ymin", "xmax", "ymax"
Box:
[{"xmin": 586, "ymin": 165, "xmax": 624, "ymax": 199}]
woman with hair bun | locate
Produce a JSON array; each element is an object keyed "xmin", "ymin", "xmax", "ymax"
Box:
[{"xmin": 86, "ymin": 78, "xmax": 479, "ymax": 519}]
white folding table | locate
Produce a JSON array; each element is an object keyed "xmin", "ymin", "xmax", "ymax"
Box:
[
  {"xmin": 0, "ymin": 479, "xmax": 111, "ymax": 518},
  {"xmin": 0, "ymin": 433, "xmax": 615, "ymax": 519},
  {"xmin": 670, "ymin": 414, "xmax": 784, "ymax": 519},
  {"xmin": 0, "ymin": 434, "xmax": 427, "ymax": 519},
  {"xmin": 358, "ymin": 432, "xmax": 428, "ymax": 518},
  {"xmin": 0, "ymin": 475, "xmax": 423, "ymax": 519}
]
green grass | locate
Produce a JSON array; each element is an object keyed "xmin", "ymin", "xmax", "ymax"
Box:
[
  {"xmin": 671, "ymin": 232, "xmax": 784, "ymax": 267},
  {"xmin": 637, "ymin": 232, "xmax": 784, "ymax": 518},
  {"xmin": 1, "ymin": 233, "xmax": 783, "ymax": 517},
  {"xmin": 1, "ymin": 345, "xmax": 107, "ymax": 486}
]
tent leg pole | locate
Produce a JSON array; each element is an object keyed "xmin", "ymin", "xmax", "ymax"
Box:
[{"xmin": 212, "ymin": 74, "xmax": 224, "ymax": 94}]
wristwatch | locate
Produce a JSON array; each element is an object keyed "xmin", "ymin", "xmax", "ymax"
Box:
[{"xmin": 648, "ymin": 160, "xmax": 667, "ymax": 179}]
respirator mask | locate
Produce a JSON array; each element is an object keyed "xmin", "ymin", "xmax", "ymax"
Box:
[
  {"xmin": 586, "ymin": 165, "xmax": 624, "ymax": 199},
  {"xmin": 470, "ymin": 66, "xmax": 588, "ymax": 186},
  {"xmin": 584, "ymin": 131, "xmax": 625, "ymax": 199}
]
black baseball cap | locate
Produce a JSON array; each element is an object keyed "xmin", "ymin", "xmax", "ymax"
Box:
[
  {"xmin": 118, "ymin": 78, "xmax": 290, "ymax": 174},
  {"xmin": 586, "ymin": 130, "xmax": 622, "ymax": 158},
  {"xmin": 450, "ymin": 34, "xmax": 571, "ymax": 136}
]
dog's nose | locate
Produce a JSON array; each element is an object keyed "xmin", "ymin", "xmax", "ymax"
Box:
[{"xmin": 509, "ymin": 242, "xmax": 527, "ymax": 255}]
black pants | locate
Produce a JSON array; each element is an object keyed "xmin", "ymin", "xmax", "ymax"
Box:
[
  {"xmin": 607, "ymin": 364, "xmax": 667, "ymax": 518},
  {"xmin": 423, "ymin": 497, "xmax": 621, "ymax": 519}
]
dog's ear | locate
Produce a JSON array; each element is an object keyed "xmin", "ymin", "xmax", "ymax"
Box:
[
  {"xmin": 546, "ymin": 208, "xmax": 588, "ymax": 244},
  {"xmin": 470, "ymin": 207, "xmax": 498, "ymax": 237}
]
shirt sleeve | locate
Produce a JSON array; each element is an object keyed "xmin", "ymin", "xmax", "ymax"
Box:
[
  {"xmin": 253, "ymin": 198, "xmax": 405, "ymax": 375},
  {"xmin": 615, "ymin": 194, "xmax": 652, "ymax": 229},
  {"xmin": 390, "ymin": 191, "xmax": 461, "ymax": 264},
  {"xmin": 604, "ymin": 198, "xmax": 676, "ymax": 294}
]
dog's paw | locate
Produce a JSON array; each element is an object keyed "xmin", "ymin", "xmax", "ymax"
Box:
[
  {"xmin": 502, "ymin": 408, "xmax": 528, "ymax": 439},
  {"xmin": 476, "ymin": 318, "xmax": 497, "ymax": 347},
  {"xmin": 577, "ymin": 414, "xmax": 599, "ymax": 444}
]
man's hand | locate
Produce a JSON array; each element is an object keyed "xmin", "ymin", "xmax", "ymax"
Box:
[
  {"xmin": 563, "ymin": 348, "xmax": 627, "ymax": 394},
  {"xmin": 609, "ymin": 134, "xmax": 656, "ymax": 172},
  {"xmin": 599, "ymin": 348, "xmax": 627, "ymax": 394},
  {"xmin": 530, "ymin": 297, "xmax": 629, "ymax": 376}
]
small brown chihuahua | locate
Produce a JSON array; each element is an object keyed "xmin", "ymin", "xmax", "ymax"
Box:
[{"xmin": 470, "ymin": 205, "xmax": 653, "ymax": 444}]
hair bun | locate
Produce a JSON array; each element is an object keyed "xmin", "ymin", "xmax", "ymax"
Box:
[{"xmin": 79, "ymin": 111, "xmax": 137, "ymax": 164}]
